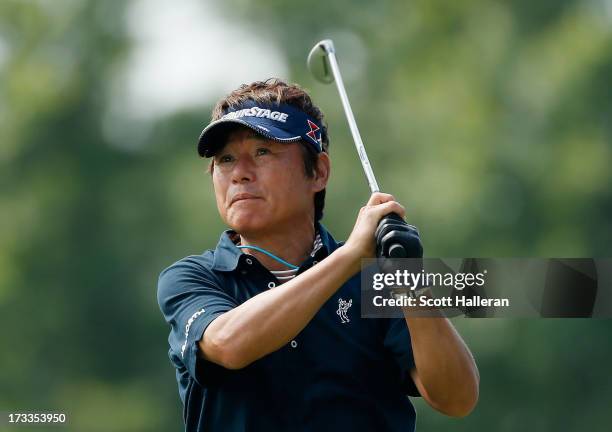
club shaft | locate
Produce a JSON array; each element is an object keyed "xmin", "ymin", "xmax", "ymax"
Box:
[{"xmin": 325, "ymin": 49, "xmax": 380, "ymax": 193}]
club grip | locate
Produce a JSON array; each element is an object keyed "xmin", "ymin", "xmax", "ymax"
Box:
[{"xmin": 375, "ymin": 212, "xmax": 423, "ymax": 258}]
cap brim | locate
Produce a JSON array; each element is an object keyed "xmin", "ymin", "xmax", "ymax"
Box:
[{"xmin": 197, "ymin": 118, "xmax": 302, "ymax": 157}]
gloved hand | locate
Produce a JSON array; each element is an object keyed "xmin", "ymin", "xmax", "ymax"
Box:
[{"xmin": 375, "ymin": 213, "xmax": 423, "ymax": 258}]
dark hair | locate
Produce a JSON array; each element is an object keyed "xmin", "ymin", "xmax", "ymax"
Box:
[{"xmin": 210, "ymin": 78, "xmax": 329, "ymax": 222}]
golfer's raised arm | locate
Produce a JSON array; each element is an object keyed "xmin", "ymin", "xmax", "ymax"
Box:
[{"xmin": 200, "ymin": 194, "xmax": 404, "ymax": 369}]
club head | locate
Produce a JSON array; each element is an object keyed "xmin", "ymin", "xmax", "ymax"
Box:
[{"xmin": 307, "ymin": 39, "xmax": 335, "ymax": 84}]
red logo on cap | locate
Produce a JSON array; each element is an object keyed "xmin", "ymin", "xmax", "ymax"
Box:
[{"xmin": 306, "ymin": 120, "xmax": 321, "ymax": 146}]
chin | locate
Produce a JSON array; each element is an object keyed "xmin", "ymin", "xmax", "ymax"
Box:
[{"xmin": 226, "ymin": 210, "xmax": 271, "ymax": 234}]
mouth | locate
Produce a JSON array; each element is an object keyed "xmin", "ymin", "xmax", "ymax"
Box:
[{"xmin": 230, "ymin": 193, "xmax": 262, "ymax": 206}]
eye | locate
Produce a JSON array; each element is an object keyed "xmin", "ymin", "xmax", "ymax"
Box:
[
  {"xmin": 255, "ymin": 147, "xmax": 270, "ymax": 156},
  {"xmin": 217, "ymin": 154, "xmax": 234, "ymax": 163}
]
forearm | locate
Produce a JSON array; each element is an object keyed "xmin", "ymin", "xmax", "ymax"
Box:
[
  {"xmin": 405, "ymin": 313, "xmax": 479, "ymax": 417},
  {"xmin": 201, "ymin": 247, "xmax": 360, "ymax": 369}
]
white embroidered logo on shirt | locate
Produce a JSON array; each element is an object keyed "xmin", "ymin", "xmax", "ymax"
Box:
[
  {"xmin": 180, "ymin": 308, "xmax": 205, "ymax": 358},
  {"xmin": 337, "ymin": 298, "xmax": 352, "ymax": 324}
]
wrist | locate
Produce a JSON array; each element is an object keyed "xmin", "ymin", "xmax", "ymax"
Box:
[{"xmin": 334, "ymin": 245, "xmax": 363, "ymax": 276}]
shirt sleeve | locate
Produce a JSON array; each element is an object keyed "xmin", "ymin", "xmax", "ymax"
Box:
[
  {"xmin": 157, "ymin": 257, "xmax": 238, "ymax": 387},
  {"xmin": 383, "ymin": 318, "xmax": 420, "ymax": 397}
]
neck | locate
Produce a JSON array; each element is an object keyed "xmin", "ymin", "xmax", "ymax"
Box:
[{"xmin": 239, "ymin": 219, "xmax": 316, "ymax": 271}]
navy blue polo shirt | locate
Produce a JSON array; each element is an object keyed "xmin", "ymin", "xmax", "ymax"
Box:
[{"xmin": 157, "ymin": 223, "xmax": 420, "ymax": 432}]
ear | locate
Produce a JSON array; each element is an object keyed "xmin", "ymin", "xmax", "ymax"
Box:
[{"xmin": 312, "ymin": 152, "xmax": 331, "ymax": 193}]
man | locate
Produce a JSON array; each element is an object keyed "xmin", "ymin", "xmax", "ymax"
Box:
[{"xmin": 157, "ymin": 78, "xmax": 479, "ymax": 432}]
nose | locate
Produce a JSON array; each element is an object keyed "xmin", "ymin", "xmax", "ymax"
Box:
[{"xmin": 231, "ymin": 155, "xmax": 256, "ymax": 184}]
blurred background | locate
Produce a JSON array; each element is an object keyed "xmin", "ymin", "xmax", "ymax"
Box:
[{"xmin": 1, "ymin": 0, "xmax": 611, "ymax": 430}]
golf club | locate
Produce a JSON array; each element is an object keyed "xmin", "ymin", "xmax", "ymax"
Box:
[{"xmin": 307, "ymin": 39, "xmax": 423, "ymax": 259}]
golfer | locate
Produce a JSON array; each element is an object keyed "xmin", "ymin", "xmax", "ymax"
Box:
[{"xmin": 157, "ymin": 78, "xmax": 479, "ymax": 432}]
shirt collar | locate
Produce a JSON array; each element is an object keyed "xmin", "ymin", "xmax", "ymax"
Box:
[{"xmin": 210, "ymin": 222, "xmax": 339, "ymax": 272}]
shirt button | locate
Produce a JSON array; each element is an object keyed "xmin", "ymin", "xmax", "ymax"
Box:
[
  {"xmin": 290, "ymin": 340, "xmax": 298, "ymax": 348},
  {"xmin": 268, "ymin": 281, "xmax": 276, "ymax": 289},
  {"xmin": 313, "ymin": 260, "xmax": 318, "ymax": 265},
  {"xmin": 246, "ymin": 258, "xmax": 253, "ymax": 265}
]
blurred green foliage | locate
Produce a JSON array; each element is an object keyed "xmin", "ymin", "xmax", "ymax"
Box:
[{"xmin": 1, "ymin": 0, "xmax": 611, "ymax": 430}]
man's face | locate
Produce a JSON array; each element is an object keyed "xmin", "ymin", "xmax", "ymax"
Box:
[{"xmin": 211, "ymin": 127, "xmax": 326, "ymax": 235}]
